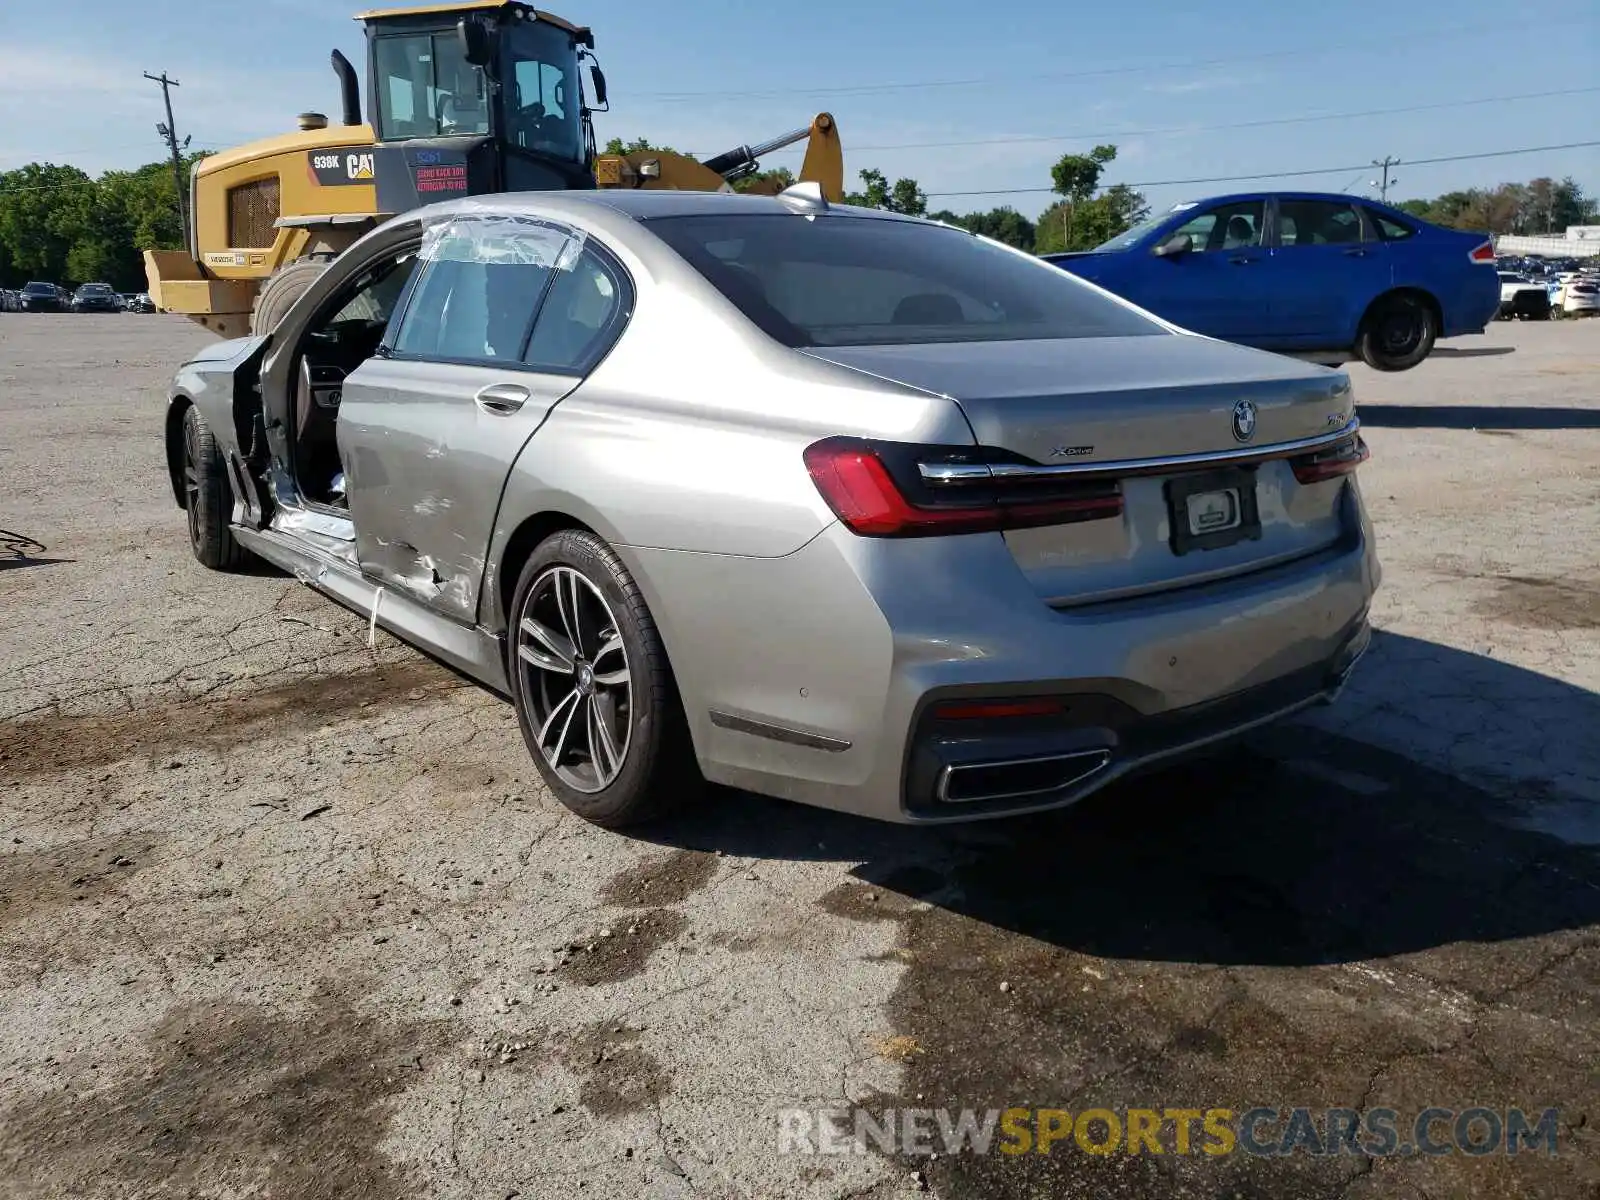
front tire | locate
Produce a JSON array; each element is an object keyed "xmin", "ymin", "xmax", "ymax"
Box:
[
  {"xmin": 506, "ymin": 530, "xmax": 701, "ymax": 827},
  {"xmin": 180, "ymin": 406, "xmax": 248, "ymax": 571},
  {"xmin": 1356, "ymin": 292, "xmax": 1437, "ymax": 372}
]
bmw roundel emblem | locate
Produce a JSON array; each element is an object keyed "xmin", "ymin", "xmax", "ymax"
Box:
[{"xmin": 1231, "ymin": 399, "xmax": 1258, "ymax": 443}]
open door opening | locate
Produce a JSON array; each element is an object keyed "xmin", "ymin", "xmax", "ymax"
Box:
[{"xmin": 288, "ymin": 248, "xmax": 421, "ymax": 509}]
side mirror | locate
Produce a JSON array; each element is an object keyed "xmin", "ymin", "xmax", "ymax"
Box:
[
  {"xmin": 589, "ymin": 64, "xmax": 608, "ymax": 107},
  {"xmin": 1154, "ymin": 233, "xmax": 1193, "ymax": 258},
  {"xmin": 458, "ymin": 16, "xmax": 493, "ymax": 66}
]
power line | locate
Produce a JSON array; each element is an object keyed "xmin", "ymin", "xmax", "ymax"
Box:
[
  {"xmin": 922, "ymin": 140, "xmax": 1600, "ymax": 198},
  {"xmin": 632, "ymin": 11, "xmax": 1590, "ymax": 101},
  {"xmin": 748, "ymin": 85, "xmax": 1600, "ymax": 156}
]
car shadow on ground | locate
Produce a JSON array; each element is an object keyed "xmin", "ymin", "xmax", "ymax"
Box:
[
  {"xmin": 640, "ymin": 629, "xmax": 1600, "ymax": 968},
  {"xmin": 1433, "ymin": 345, "xmax": 1517, "ymax": 357},
  {"xmin": 1358, "ymin": 403, "xmax": 1600, "ymax": 431}
]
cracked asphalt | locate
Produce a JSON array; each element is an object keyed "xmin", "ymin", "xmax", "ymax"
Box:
[{"xmin": 1, "ymin": 313, "xmax": 1597, "ymax": 1199}]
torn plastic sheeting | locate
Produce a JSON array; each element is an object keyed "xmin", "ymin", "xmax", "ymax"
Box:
[
  {"xmin": 367, "ymin": 586, "xmax": 385, "ymax": 648},
  {"xmin": 419, "ymin": 212, "xmax": 585, "ymax": 271}
]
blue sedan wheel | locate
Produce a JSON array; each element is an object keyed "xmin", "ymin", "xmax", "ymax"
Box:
[{"xmin": 1357, "ymin": 293, "xmax": 1437, "ymax": 372}]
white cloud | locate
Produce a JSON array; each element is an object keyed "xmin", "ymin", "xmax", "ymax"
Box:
[
  {"xmin": 0, "ymin": 43, "xmax": 347, "ymax": 171},
  {"xmin": 1144, "ymin": 74, "xmax": 1250, "ymax": 96}
]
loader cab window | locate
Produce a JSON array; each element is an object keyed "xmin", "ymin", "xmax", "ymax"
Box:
[
  {"xmin": 374, "ymin": 31, "xmax": 489, "ymax": 140},
  {"xmin": 502, "ymin": 19, "xmax": 584, "ymax": 165}
]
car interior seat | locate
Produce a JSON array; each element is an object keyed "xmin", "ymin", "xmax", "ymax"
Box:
[
  {"xmin": 892, "ymin": 293, "xmax": 964, "ymax": 324},
  {"xmin": 1222, "ymin": 214, "xmax": 1256, "ymax": 249}
]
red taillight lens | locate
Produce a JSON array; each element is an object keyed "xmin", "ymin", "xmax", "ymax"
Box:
[
  {"xmin": 803, "ymin": 438, "xmax": 1123, "ymax": 538},
  {"xmin": 1469, "ymin": 241, "xmax": 1496, "ymax": 264},
  {"xmin": 933, "ymin": 697, "xmax": 1066, "ymax": 720},
  {"xmin": 1291, "ymin": 434, "xmax": 1370, "ymax": 484}
]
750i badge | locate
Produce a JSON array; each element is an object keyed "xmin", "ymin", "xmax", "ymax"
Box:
[{"xmin": 307, "ymin": 150, "xmax": 377, "ymax": 186}]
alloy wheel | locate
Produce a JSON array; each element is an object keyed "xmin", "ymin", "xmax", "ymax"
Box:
[
  {"xmin": 515, "ymin": 565, "xmax": 633, "ymax": 793},
  {"xmin": 182, "ymin": 416, "xmax": 202, "ymax": 548}
]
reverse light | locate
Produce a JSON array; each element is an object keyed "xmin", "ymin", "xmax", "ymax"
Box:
[
  {"xmin": 802, "ymin": 438, "xmax": 1124, "ymax": 538},
  {"xmin": 1468, "ymin": 240, "xmax": 1496, "ymax": 264},
  {"xmin": 1291, "ymin": 434, "xmax": 1370, "ymax": 484}
]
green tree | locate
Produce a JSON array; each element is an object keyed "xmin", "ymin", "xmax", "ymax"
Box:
[
  {"xmin": 602, "ymin": 136, "xmax": 688, "ymax": 157},
  {"xmin": 732, "ymin": 166, "xmax": 795, "ymax": 194},
  {"xmin": 0, "ymin": 163, "xmax": 97, "ymax": 284},
  {"xmin": 1032, "ymin": 147, "xmax": 1147, "ymax": 254},
  {"xmin": 1050, "ymin": 144, "xmax": 1118, "ymax": 206},
  {"xmin": 844, "ymin": 168, "xmax": 926, "ymax": 216},
  {"xmin": 928, "ymin": 206, "xmax": 1036, "ymax": 251},
  {"xmin": 1035, "ymin": 145, "xmax": 1145, "ymax": 253}
]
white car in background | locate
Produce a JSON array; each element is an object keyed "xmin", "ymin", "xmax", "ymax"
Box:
[
  {"xmin": 1496, "ymin": 271, "xmax": 1551, "ymax": 320},
  {"xmin": 1557, "ymin": 274, "xmax": 1600, "ymax": 316}
]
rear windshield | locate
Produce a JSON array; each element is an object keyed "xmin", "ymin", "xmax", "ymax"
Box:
[{"xmin": 645, "ymin": 213, "xmax": 1167, "ymax": 348}]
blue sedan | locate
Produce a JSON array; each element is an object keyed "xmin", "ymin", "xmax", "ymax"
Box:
[{"xmin": 1042, "ymin": 191, "xmax": 1502, "ymax": 371}]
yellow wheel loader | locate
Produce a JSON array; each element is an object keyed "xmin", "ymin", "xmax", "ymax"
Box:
[{"xmin": 144, "ymin": 0, "xmax": 843, "ymax": 338}]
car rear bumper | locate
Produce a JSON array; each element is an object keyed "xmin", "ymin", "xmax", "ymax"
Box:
[
  {"xmin": 1499, "ymin": 292, "xmax": 1551, "ymax": 317},
  {"xmin": 627, "ymin": 482, "xmax": 1381, "ymax": 824}
]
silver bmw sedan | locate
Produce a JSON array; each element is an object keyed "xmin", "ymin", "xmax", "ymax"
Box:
[{"xmin": 164, "ymin": 185, "xmax": 1379, "ymax": 827}]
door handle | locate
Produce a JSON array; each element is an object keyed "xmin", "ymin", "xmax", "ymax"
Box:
[
  {"xmin": 1228, "ymin": 255, "xmax": 1254, "ymax": 265},
  {"xmin": 475, "ymin": 383, "xmax": 530, "ymax": 414},
  {"xmin": 1342, "ymin": 248, "xmax": 1369, "ymax": 257}
]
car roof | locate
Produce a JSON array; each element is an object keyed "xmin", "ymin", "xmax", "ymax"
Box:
[
  {"xmin": 1160, "ymin": 190, "xmax": 1416, "ymax": 213},
  {"xmin": 406, "ymin": 188, "xmax": 918, "ymax": 226}
]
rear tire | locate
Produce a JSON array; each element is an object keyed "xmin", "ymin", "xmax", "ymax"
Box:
[
  {"xmin": 180, "ymin": 406, "xmax": 249, "ymax": 571},
  {"xmin": 506, "ymin": 529, "xmax": 702, "ymax": 828},
  {"xmin": 250, "ymin": 257, "xmax": 329, "ymax": 335},
  {"xmin": 1356, "ymin": 292, "xmax": 1437, "ymax": 372}
]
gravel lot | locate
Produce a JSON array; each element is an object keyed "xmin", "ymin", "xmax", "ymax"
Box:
[{"xmin": 1, "ymin": 313, "xmax": 1597, "ymax": 1199}]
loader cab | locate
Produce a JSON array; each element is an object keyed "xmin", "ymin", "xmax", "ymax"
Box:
[{"xmin": 359, "ymin": 2, "xmax": 601, "ymax": 211}]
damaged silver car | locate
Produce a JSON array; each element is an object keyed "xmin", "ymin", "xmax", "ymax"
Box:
[{"xmin": 164, "ymin": 187, "xmax": 1379, "ymax": 827}]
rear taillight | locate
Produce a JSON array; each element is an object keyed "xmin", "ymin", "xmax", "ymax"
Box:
[
  {"xmin": 1291, "ymin": 434, "xmax": 1370, "ymax": 484},
  {"xmin": 1469, "ymin": 241, "xmax": 1496, "ymax": 265},
  {"xmin": 803, "ymin": 437, "xmax": 1123, "ymax": 538}
]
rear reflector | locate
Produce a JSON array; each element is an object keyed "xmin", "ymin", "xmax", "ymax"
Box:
[
  {"xmin": 803, "ymin": 438, "xmax": 1123, "ymax": 537},
  {"xmin": 1291, "ymin": 434, "xmax": 1370, "ymax": 484},
  {"xmin": 1469, "ymin": 241, "xmax": 1496, "ymax": 264}
]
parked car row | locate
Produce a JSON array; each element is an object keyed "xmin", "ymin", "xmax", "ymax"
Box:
[{"xmin": 0, "ymin": 283, "xmax": 156, "ymax": 313}]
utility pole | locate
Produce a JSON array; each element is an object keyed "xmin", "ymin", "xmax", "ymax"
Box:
[
  {"xmin": 1371, "ymin": 156, "xmax": 1400, "ymax": 202},
  {"xmin": 145, "ymin": 72, "xmax": 192, "ymax": 248}
]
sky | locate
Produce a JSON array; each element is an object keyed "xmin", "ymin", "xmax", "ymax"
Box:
[{"xmin": 1, "ymin": 0, "xmax": 1596, "ymax": 220}]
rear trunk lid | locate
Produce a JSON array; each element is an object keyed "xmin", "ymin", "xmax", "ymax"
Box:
[{"xmin": 804, "ymin": 333, "xmax": 1361, "ymax": 606}]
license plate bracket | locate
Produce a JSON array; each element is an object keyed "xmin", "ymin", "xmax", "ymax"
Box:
[{"xmin": 1165, "ymin": 466, "xmax": 1263, "ymax": 555}]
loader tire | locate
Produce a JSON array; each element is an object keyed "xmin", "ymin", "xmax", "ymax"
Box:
[{"xmin": 250, "ymin": 258, "xmax": 330, "ymax": 335}]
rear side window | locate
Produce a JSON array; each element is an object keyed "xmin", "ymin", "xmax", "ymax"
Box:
[
  {"xmin": 522, "ymin": 246, "xmax": 630, "ymax": 373},
  {"xmin": 390, "ymin": 215, "xmax": 578, "ymax": 362},
  {"xmin": 646, "ymin": 213, "xmax": 1166, "ymax": 347},
  {"xmin": 1278, "ymin": 200, "xmax": 1365, "ymax": 246},
  {"xmin": 1367, "ymin": 209, "xmax": 1416, "ymax": 241}
]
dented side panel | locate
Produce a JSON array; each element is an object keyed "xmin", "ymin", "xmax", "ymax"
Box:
[{"xmin": 337, "ymin": 355, "xmax": 578, "ymax": 623}]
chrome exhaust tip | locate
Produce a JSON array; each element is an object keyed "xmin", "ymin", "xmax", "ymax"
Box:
[{"xmin": 937, "ymin": 747, "xmax": 1113, "ymax": 805}]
